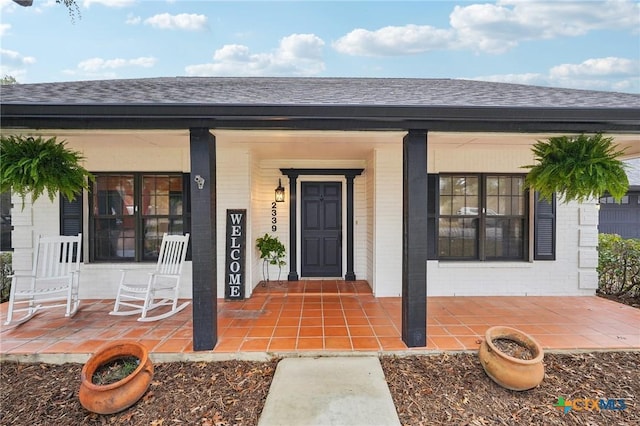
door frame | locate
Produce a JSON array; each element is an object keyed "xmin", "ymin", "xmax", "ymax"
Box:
[{"xmin": 280, "ymin": 168, "xmax": 364, "ymax": 281}]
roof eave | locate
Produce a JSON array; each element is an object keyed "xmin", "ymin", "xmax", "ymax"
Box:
[{"xmin": 1, "ymin": 103, "xmax": 639, "ymax": 133}]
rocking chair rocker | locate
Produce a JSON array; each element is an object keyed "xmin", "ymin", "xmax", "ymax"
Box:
[
  {"xmin": 4, "ymin": 234, "xmax": 82, "ymax": 325},
  {"xmin": 110, "ymin": 233, "xmax": 190, "ymax": 322}
]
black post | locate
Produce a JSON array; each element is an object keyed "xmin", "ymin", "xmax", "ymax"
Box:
[
  {"xmin": 345, "ymin": 174, "xmax": 356, "ymax": 281},
  {"xmin": 189, "ymin": 128, "xmax": 217, "ymax": 351},
  {"xmin": 402, "ymin": 130, "xmax": 428, "ymax": 347},
  {"xmin": 287, "ymin": 174, "xmax": 299, "ymax": 281}
]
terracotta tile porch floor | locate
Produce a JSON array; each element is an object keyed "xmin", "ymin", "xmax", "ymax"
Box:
[{"xmin": 1, "ymin": 280, "xmax": 639, "ymax": 359}]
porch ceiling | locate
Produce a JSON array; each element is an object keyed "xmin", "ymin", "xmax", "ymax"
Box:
[{"xmin": 15, "ymin": 129, "xmax": 640, "ymax": 160}]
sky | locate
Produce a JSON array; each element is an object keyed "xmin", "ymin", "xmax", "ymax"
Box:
[{"xmin": 0, "ymin": 0, "xmax": 639, "ymax": 93}]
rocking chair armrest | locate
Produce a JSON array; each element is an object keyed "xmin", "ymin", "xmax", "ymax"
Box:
[
  {"xmin": 149, "ymin": 272, "xmax": 181, "ymax": 279},
  {"xmin": 8, "ymin": 273, "xmax": 36, "ymax": 279}
]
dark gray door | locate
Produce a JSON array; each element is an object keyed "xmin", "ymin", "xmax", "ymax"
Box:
[{"xmin": 301, "ymin": 182, "xmax": 342, "ymax": 277}]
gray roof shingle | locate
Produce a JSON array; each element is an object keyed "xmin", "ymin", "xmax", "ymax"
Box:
[{"xmin": 2, "ymin": 77, "xmax": 639, "ymax": 108}]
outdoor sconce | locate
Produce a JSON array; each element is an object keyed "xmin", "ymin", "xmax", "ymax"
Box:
[{"xmin": 275, "ymin": 179, "xmax": 285, "ymax": 202}]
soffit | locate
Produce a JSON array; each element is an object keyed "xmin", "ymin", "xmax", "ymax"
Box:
[{"xmin": 11, "ymin": 129, "xmax": 639, "ymax": 160}]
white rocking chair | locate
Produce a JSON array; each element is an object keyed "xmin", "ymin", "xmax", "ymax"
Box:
[
  {"xmin": 4, "ymin": 234, "xmax": 82, "ymax": 326},
  {"xmin": 110, "ymin": 233, "xmax": 190, "ymax": 322}
]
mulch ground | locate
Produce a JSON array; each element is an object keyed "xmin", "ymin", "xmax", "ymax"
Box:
[
  {"xmin": 1, "ymin": 292, "xmax": 638, "ymax": 425},
  {"xmin": 1, "ymin": 352, "xmax": 638, "ymax": 425}
]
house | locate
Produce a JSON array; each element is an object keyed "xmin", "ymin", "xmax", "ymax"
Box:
[
  {"xmin": 1, "ymin": 77, "xmax": 639, "ymax": 350},
  {"xmin": 598, "ymin": 158, "xmax": 640, "ymax": 238}
]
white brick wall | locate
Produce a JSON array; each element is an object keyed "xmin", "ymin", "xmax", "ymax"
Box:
[
  {"xmin": 371, "ymin": 145, "xmax": 403, "ymax": 297},
  {"xmin": 7, "ymin": 130, "xmax": 601, "ymax": 300},
  {"xmin": 216, "ymin": 141, "xmax": 252, "ymax": 298}
]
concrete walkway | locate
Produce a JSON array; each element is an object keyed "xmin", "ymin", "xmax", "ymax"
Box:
[{"xmin": 258, "ymin": 356, "xmax": 400, "ymax": 426}]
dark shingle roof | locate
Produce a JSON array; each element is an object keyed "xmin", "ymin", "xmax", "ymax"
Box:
[
  {"xmin": 2, "ymin": 77, "xmax": 639, "ymax": 108},
  {"xmin": 1, "ymin": 77, "xmax": 639, "ymax": 132}
]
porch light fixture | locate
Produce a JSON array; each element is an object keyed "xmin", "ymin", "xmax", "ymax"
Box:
[{"xmin": 275, "ymin": 179, "xmax": 285, "ymax": 202}]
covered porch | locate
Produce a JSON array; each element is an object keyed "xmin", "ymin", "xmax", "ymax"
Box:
[{"xmin": 2, "ymin": 281, "xmax": 639, "ymax": 359}]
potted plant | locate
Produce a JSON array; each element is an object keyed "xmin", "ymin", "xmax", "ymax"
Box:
[
  {"xmin": 478, "ymin": 326, "xmax": 545, "ymax": 391},
  {"xmin": 523, "ymin": 133, "xmax": 628, "ymax": 203},
  {"xmin": 256, "ymin": 233, "xmax": 286, "ymax": 283},
  {"xmin": 1, "ymin": 135, "xmax": 93, "ymax": 207},
  {"xmin": 78, "ymin": 341, "xmax": 154, "ymax": 414}
]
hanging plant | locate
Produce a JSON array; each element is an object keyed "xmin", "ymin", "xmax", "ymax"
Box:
[
  {"xmin": 523, "ymin": 134, "xmax": 628, "ymax": 203},
  {"xmin": 0, "ymin": 135, "xmax": 93, "ymax": 205}
]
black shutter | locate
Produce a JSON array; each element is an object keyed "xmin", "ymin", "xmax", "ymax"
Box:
[
  {"xmin": 427, "ymin": 174, "xmax": 439, "ymax": 260},
  {"xmin": 534, "ymin": 192, "xmax": 556, "ymax": 260},
  {"xmin": 60, "ymin": 194, "xmax": 83, "ymax": 237},
  {"xmin": 60, "ymin": 193, "xmax": 83, "ymax": 261}
]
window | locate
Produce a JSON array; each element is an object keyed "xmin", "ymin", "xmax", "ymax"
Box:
[
  {"xmin": 599, "ymin": 195, "xmax": 629, "ymax": 204},
  {"xmin": 89, "ymin": 173, "xmax": 190, "ymax": 261},
  {"xmin": 438, "ymin": 174, "xmax": 527, "ymax": 260}
]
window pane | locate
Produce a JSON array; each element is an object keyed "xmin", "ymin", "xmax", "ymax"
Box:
[
  {"xmin": 93, "ymin": 175, "xmax": 134, "ymax": 216},
  {"xmin": 485, "ymin": 218, "xmax": 524, "ymax": 259},
  {"xmin": 141, "ymin": 174, "xmax": 185, "ymax": 261},
  {"xmin": 93, "ymin": 218, "xmax": 135, "ymax": 259},
  {"xmin": 438, "ymin": 218, "xmax": 477, "ymax": 258}
]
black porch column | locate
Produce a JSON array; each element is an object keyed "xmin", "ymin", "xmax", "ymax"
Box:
[
  {"xmin": 402, "ymin": 130, "xmax": 428, "ymax": 347},
  {"xmin": 189, "ymin": 128, "xmax": 217, "ymax": 351},
  {"xmin": 287, "ymin": 174, "xmax": 299, "ymax": 281},
  {"xmin": 344, "ymin": 173, "xmax": 357, "ymax": 281}
]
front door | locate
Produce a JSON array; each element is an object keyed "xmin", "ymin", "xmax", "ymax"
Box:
[{"xmin": 301, "ymin": 182, "xmax": 342, "ymax": 277}]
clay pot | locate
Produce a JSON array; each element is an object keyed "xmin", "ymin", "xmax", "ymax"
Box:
[
  {"xmin": 478, "ymin": 326, "xmax": 544, "ymax": 391},
  {"xmin": 79, "ymin": 341, "xmax": 154, "ymax": 414}
]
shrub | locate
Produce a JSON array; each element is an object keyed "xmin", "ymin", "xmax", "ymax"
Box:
[
  {"xmin": 1, "ymin": 252, "xmax": 11, "ymax": 303},
  {"xmin": 598, "ymin": 234, "xmax": 640, "ymax": 298}
]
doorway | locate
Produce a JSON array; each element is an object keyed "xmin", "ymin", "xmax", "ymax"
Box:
[{"xmin": 301, "ymin": 182, "xmax": 342, "ymax": 277}]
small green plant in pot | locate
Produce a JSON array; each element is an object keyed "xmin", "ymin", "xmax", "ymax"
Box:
[{"xmin": 256, "ymin": 233, "xmax": 286, "ymax": 283}]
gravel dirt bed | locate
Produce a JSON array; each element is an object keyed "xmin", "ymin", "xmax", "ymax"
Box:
[{"xmin": 1, "ymin": 351, "xmax": 638, "ymax": 425}]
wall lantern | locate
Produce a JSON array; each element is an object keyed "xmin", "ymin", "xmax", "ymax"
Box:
[{"xmin": 275, "ymin": 179, "xmax": 285, "ymax": 202}]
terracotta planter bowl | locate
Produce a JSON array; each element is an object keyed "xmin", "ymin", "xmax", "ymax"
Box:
[
  {"xmin": 479, "ymin": 326, "xmax": 544, "ymax": 391},
  {"xmin": 79, "ymin": 341, "xmax": 154, "ymax": 414}
]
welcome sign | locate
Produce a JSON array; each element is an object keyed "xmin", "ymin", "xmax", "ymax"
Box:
[{"xmin": 225, "ymin": 209, "xmax": 246, "ymax": 300}]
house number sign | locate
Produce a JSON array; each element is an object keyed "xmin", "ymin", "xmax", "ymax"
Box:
[
  {"xmin": 271, "ymin": 202, "xmax": 277, "ymax": 232},
  {"xmin": 225, "ymin": 209, "xmax": 246, "ymax": 300}
]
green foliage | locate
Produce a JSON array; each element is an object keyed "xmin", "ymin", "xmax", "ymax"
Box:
[
  {"xmin": 598, "ymin": 234, "xmax": 640, "ymax": 298},
  {"xmin": 92, "ymin": 356, "xmax": 140, "ymax": 385},
  {"xmin": 523, "ymin": 134, "xmax": 628, "ymax": 203},
  {"xmin": 1, "ymin": 75, "xmax": 18, "ymax": 85},
  {"xmin": 256, "ymin": 233, "xmax": 286, "ymax": 267},
  {"xmin": 0, "ymin": 135, "xmax": 94, "ymax": 206},
  {"xmin": 1, "ymin": 252, "xmax": 12, "ymax": 303}
]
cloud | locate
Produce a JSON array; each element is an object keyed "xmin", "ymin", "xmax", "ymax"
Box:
[
  {"xmin": 1, "ymin": 48, "xmax": 36, "ymax": 65},
  {"xmin": 550, "ymin": 57, "xmax": 639, "ymax": 78},
  {"xmin": 0, "ymin": 47, "xmax": 35, "ymax": 82},
  {"xmin": 125, "ymin": 14, "xmax": 141, "ymax": 25},
  {"xmin": 0, "ymin": 23, "xmax": 10, "ymax": 36},
  {"xmin": 333, "ymin": 25, "xmax": 454, "ymax": 56},
  {"xmin": 334, "ymin": 0, "xmax": 639, "ymax": 56},
  {"xmin": 186, "ymin": 33, "xmax": 325, "ymax": 77},
  {"xmin": 451, "ymin": 0, "xmax": 639, "ymax": 53},
  {"xmin": 473, "ymin": 57, "xmax": 640, "ymax": 93},
  {"xmin": 144, "ymin": 13, "xmax": 208, "ymax": 31},
  {"xmin": 77, "ymin": 56, "xmax": 156, "ymax": 72}
]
